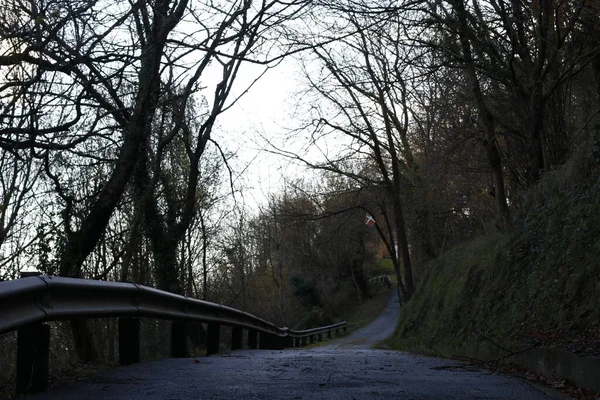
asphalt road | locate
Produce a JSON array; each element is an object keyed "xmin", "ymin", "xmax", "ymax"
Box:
[
  {"xmin": 324, "ymin": 288, "xmax": 401, "ymax": 349},
  {"xmin": 27, "ymin": 289, "xmax": 554, "ymax": 400}
]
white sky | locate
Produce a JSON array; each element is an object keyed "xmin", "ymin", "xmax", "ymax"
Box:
[{"xmin": 209, "ymin": 58, "xmax": 307, "ymax": 210}]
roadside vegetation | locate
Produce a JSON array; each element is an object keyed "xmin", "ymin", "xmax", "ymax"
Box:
[{"xmin": 388, "ymin": 155, "xmax": 600, "ymax": 385}]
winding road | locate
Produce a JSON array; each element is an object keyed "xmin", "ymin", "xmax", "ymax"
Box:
[
  {"xmin": 324, "ymin": 288, "xmax": 401, "ymax": 349},
  {"xmin": 27, "ymin": 290, "xmax": 554, "ymax": 399}
]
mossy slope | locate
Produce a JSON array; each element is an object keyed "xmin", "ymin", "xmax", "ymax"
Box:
[{"xmin": 390, "ymin": 176, "xmax": 600, "ymax": 351}]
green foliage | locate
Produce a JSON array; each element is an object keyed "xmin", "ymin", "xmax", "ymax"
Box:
[
  {"xmin": 293, "ymin": 307, "xmax": 333, "ymax": 330},
  {"xmin": 290, "ymin": 274, "xmax": 322, "ymax": 309},
  {"xmin": 34, "ymin": 224, "xmax": 57, "ymax": 276},
  {"xmin": 389, "ymin": 175, "xmax": 600, "ymax": 350},
  {"xmin": 374, "ymin": 258, "xmax": 395, "ymax": 275}
]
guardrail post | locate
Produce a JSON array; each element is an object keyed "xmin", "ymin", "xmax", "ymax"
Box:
[
  {"xmin": 275, "ymin": 335, "xmax": 285, "ymax": 350},
  {"xmin": 335, "ymin": 328, "xmax": 340, "ymax": 335},
  {"xmin": 258, "ymin": 332, "xmax": 269, "ymax": 349},
  {"xmin": 327, "ymin": 331, "xmax": 332, "ymax": 339},
  {"xmin": 171, "ymin": 321, "xmax": 188, "ymax": 358},
  {"xmin": 206, "ymin": 323, "xmax": 220, "ymax": 356},
  {"xmin": 259, "ymin": 333, "xmax": 281, "ymax": 350},
  {"xmin": 301, "ymin": 337, "xmax": 307, "ymax": 346},
  {"xmin": 317, "ymin": 333, "xmax": 322, "ymax": 342},
  {"xmin": 119, "ymin": 317, "xmax": 140, "ymax": 365},
  {"xmin": 16, "ymin": 323, "xmax": 50, "ymax": 395},
  {"xmin": 309, "ymin": 334, "xmax": 315, "ymax": 344},
  {"xmin": 248, "ymin": 329, "xmax": 258, "ymax": 349},
  {"xmin": 231, "ymin": 326, "xmax": 243, "ymax": 350}
]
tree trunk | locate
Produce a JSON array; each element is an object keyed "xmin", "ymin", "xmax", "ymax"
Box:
[
  {"xmin": 55, "ymin": 4, "xmax": 180, "ymax": 362},
  {"xmin": 350, "ymin": 259, "xmax": 364, "ymax": 304},
  {"xmin": 394, "ymin": 198, "xmax": 415, "ymax": 299},
  {"xmin": 592, "ymin": 54, "xmax": 600, "ymax": 109},
  {"xmin": 392, "ymin": 257, "xmax": 406, "ymax": 307},
  {"xmin": 350, "ymin": 257, "xmax": 370, "ymax": 302},
  {"xmin": 483, "ymin": 137, "xmax": 512, "ymax": 228},
  {"xmin": 70, "ymin": 319, "xmax": 99, "ymax": 363},
  {"xmin": 152, "ymin": 237, "xmax": 182, "ymax": 294},
  {"xmin": 200, "ymin": 213, "xmax": 208, "ymax": 300},
  {"xmin": 454, "ymin": 0, "xmax": 512, "ymax": 228},
  {"xmin": 529, "ymin": 84, "xmax": 547, "ymax": 181}
]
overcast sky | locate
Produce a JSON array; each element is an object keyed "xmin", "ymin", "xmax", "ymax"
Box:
[{"xmin": 209, "ymin": 58, "xmax": 305, "ymax": 210}]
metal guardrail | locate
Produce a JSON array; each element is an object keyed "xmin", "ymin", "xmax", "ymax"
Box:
[
  {"xmin": 368, "ymin": 274, "xmax": 392, "ymax": 287},
  {"xmin": 0, "ymin": 276, "xmax": 347, "ymax": 395}
]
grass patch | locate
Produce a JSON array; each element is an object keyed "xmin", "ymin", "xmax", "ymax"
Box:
[{"xmin": 374, "ymin": 258, "xmax": 395, "ymax": 275}]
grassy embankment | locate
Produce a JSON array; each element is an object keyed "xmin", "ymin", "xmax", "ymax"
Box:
[{"xmin": 388, "ymin": 166, "xmax": 600, "ymax": 356}]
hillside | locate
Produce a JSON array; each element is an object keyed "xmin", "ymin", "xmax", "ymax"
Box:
[{"xmin": 389, "ymin": 167, "xmax": 600, "ymax": 358}]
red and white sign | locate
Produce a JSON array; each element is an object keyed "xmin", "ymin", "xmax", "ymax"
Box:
[{"xmin": 364, "ymin": 212, "xmax": 376, "ymax": 226}]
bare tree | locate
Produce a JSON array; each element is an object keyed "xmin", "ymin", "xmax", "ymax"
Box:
[
  {"xmin": 422, "ymin": 0, "xmax": 595, "ymax": 187},
  {"xmin": 0, "ymin": 0, "xmax": 311, "ymax": 360},
  {"xmin": 278, "ymin": 7, "xmax": 421, "ymax": 302}
]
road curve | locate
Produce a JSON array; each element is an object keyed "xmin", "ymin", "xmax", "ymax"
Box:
[
  {"xmin": 324, "ymin": 288, "xmax": 400, "ymax": 348},
  {"xmin": 26, "ymin": 289, "xmax": 554, "ymax": 400}
]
